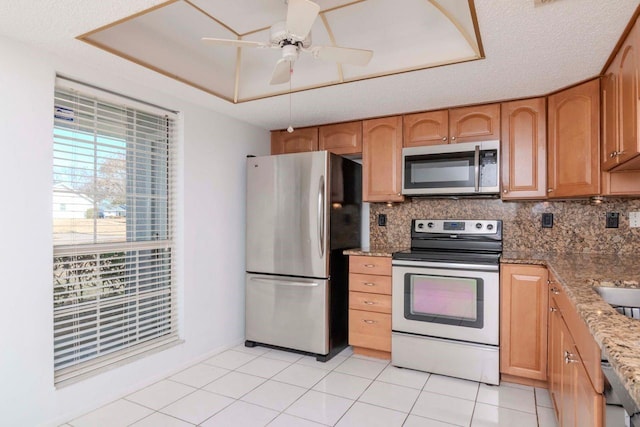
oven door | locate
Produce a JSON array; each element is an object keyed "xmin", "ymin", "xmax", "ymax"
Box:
[{"xmin": 392, "ymin": 260, "xmax": 499, "ymax": 345}]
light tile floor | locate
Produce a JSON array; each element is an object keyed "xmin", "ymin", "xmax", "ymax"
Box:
[{"xmin": 65, "ymin": 345, "xmax": 559, "ymax": 427}]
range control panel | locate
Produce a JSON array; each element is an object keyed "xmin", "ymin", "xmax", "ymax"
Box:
[{"xmin": 413, "ymin": 219, "xmax": 500, "ymax": 235}]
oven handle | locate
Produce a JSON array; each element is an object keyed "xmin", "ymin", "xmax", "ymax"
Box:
[
  {"xmin": 474, "ymin": 144, "xmax": 480, "ymax": 193},
  {"xmin": 391, "ymin": 259, "xmax": 499, "ymax": 272}
]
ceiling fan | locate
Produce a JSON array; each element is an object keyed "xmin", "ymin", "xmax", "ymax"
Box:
[{"xmin": 201, "ymin": 0, "xmax": 374, "ymax": 85}]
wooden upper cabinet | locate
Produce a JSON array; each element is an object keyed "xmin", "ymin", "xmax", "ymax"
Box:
[
  {"xmin": 500, "ymin": 264, "xmax": 548, "ymax": 381},
  {"xmin": 449, "ymin": 104, "xmax": 501, "ymax": 143},
  {"xmin": 403, "ymin": 110, "xmax": 449, "ymax": 146},
  {"xmin": 501, "ymin": 98, "xmax": 547, "ymax": 200},
  {"xmin": 362, "ymin": 116, "xmax": 404, "ymax": 203},
  {"xmin": 547, "ymin": 79, "xmax": 601, "ymax": 198},
  {"xmin": 601, "ymin": 63, "xmax": 619, "ymax": 171},
  {"xmin": 319, "ymin": 121, "xmax": 362, "ymax": 155},
  {"xmin": 270, "ymin": 127, "xmax": 318, "ymax": 155},
  {"xmin": 613, "ymin": 21, "xmax": 640, "ymax": 171}
]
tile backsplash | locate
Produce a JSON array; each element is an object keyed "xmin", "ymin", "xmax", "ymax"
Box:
[{"xmin": 369, "ymin": 198, "xmax": 640, "ymax": 254}]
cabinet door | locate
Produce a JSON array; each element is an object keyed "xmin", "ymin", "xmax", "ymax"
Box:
[
  {"xmin": 319, "ymin": 121, "xmax": 362, "ymax": 155},
  {"xmin": 615, "ymin": 22, "xmax": 640, "ymax": 170},
  {"xmin": 271, "ymin": 127, "xmax": 319, "ymax": 155},
  {"xmin": 500, "ymin": 264, "xmax": 548, "ymax": 380},
  {"xmin": 501, "ymin": 98, "xmax": 547, "ymax": 199},
  {"xmin": 362, "ymin": 116, "xmax": 404, "ymax": 202},
  {"xmin": 403, "ymin": 110, "xmax": 449, "ymax": 146},
  {"xmin": 601, "ymin": 68, "xmax": 619, "ymax": 171},
  {"xmin": 574, "ymin": 352, "xmax": 604, "ymax": 427},
  {"xmin": 449, "ymin": 104, "xmax": 501, "ymax": 143},
  {"xmin": 547, "ymin": 79, "xmax": 600, "ymax": 198},
  {"xmin": 548, "ymin": 298, "xmax": 562, "ymax": 421}
]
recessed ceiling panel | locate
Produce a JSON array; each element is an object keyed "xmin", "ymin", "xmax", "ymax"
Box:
[
  {"xmin": 326, "ymin": 0, "xmax": 477, "ymax": 79},
  {"xmin": 190, "ymin": 0, "xmax": 361, "ymax": 35},
  {"xmin": 83, "ymin": 1, "xmax": 238, "ymax": 100},
  {"xmin": 79, "ymin": 0, "xmax": 483, "ymax": 103}
]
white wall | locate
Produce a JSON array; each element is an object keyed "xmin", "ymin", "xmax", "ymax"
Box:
[{"xmin": 0, "ymin": 35, "xmax": 269, "ymax": 426}]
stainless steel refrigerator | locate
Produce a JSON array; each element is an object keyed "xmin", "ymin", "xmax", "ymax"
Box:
[{"xmin": 245, "ymin": 151, "xmax": 362, "ymax": 361}]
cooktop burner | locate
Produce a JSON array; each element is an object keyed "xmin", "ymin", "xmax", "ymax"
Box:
[{"xmin": 392, "ymin": 219, "xmax": 503, "ymax": 265}]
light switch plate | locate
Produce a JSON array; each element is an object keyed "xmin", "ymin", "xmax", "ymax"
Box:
[{"xmin": 630, "ymin": 211, "xmax": 640, "ymax": 228}]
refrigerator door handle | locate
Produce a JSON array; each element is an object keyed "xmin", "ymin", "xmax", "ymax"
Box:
[
  {"xmin": 249, "ymin": 277, "xmax": 319, "ymax": 287},
  {"xmin": 317, "ymin": 175, "xmax": 325, "ymax": 258}
]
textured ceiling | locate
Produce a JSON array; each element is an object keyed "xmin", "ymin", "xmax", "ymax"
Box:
[{"xmin": 0, "ymin": 0, "xmax": 638, "ymax": 131}]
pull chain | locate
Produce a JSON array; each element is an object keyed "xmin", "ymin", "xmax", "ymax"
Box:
[{"xmin": 287, "ymin": 64, "xmax": 294, "ymax": 133}]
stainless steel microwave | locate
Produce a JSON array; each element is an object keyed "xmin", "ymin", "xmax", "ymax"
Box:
[{"xmin": 402, "ymin": 140, "xmax": 500, "ymax": 196}]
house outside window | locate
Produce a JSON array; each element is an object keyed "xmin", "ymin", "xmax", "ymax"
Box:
[{"xmin": 52, "ymin": 79, "xmax": 178, "ymax": 385}]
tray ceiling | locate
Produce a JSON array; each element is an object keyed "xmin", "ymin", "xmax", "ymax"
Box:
[{"xmin": 79, "ymin": 0, "xmax": 482, "ymax": 103}]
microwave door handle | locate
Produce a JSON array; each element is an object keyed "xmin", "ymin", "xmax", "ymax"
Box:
[{"xmin": 474, "ymin": 145, "xmax": 480, "ymax": 193}]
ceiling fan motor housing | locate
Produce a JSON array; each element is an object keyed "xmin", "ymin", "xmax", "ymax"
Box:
[{"xmin": 270, "ymin": 21, "xmax": 311, "ymax": 48}]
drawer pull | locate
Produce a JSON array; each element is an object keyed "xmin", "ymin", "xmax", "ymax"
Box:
[
  {"xmin": 550, "ymin": 287, "xmax": 560, "ymax": 295},
  {"xmin": 363, "ymin": 282, "xmax": 376, "ymax": 287},
  {"xmin": 363, "ymin": 319, "xmax": 377, "ymax": 324},
  {"xmin": 363, "ymin": 264, "xmax": 376, "ymax": 268},
  {"xmin": 363, "ymin": 301, "xmax": 376, "ymax": 305},
  {"xmin": 549, "ymin": 307, "xmax": 557, "ymax": 312}
]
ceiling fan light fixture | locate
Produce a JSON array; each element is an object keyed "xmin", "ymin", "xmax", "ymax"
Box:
[{"xmin": 282, "ymin": 44, "xmax": 299, "ymax": 62}]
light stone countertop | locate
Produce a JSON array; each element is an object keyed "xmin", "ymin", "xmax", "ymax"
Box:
[
  {"xmin": 501, "ymin": 251, "xmax": 640, "ymax": 408},
  {"xmin": 343, "ymin": 247, "xmax": 407, "ymax": 257}
]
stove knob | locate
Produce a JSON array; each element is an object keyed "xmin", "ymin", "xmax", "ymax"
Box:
[
  {"xmin": 475, "ymin": 222, "xmax": 483, "ymax": 229},
  {"xmin": 417, "ymin": 223, "xmax": 424, "ymax": 229},
  {"xmin": 427, "ymin": 222, "xmax": 435, "ymax": 229},
  {"xmin": 487, "ymin": 224, "xmax": 494, "ymax": 231}
]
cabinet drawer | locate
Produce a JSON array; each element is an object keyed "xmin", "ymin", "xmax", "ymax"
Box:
[
  {"xmin": 349, "ymin": 273, "xmax": 392, "ymax": 295},
  {"xmin": 349, "ymin": 309, "xmax": 391, "ymax": 352},
  {"xmin": 349, "ymin": 255, "xmax": 391, "ymax": 275},
  {"xmin": 349, "ymin": 291, "xmax": 391, "ymax": 314}
]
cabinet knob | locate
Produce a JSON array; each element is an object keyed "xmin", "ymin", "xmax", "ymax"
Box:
[
  {"xmin": 610, "ymin": 151, "xmax": 617, "ymax": 158},
  {"xmin": 503, "ymin": 189, "xmax": 508, "ymax": 194},
  {"xmin": 442, "ymin": 137, "xmax": 448, "ymax": 141},
  {"xmin": 547, "ymin": 189, "xmax": 554, "ymax": 193},
  {"xmin": 451, "ymin": 136, "xmax": 456, "ymax": 141},
  {"xmin": 549, "ymin": 307, "xmax": 557, "ymax": 312},
  {"xmin": 550, "ymin": 287, "xmax": 560, "ymax": 295}
]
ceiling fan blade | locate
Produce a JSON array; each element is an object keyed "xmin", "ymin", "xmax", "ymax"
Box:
[
  {"xmin": 270, "ymin": 58, "xmax": 292, "ymax": 85},
  {"xmin": 286, "ymin": 0, "xmax": 320, "ymax": 40},
  {"xmin": 312, "ymin": 46, "xmax": 373, "ymax": 66},
  {"xmin": 201, "ymin": 37, "xmax": 267, "ymax": 49}
]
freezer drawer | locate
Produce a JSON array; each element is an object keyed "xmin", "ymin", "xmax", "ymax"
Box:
[{"xmin": 245, "ymin": 274, "xmax": 329, "ymax": 355}]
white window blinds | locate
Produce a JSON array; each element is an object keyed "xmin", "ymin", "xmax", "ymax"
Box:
[{"xmin": 53, "ymin": 81, "xmax": 178, "ymax": 385}]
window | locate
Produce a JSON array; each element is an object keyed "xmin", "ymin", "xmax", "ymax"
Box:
[{"xmin": 52, "ymin": 80, "xmax": 178, "ymax": 385}]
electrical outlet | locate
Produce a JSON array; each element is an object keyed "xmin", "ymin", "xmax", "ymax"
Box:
[
  {"xmin": 630, "ymin": 212, "xmax": 640, "ymax": 228},
  {"xmin": 606, "ymin": 212, "xmax": 619, "ymax": 228},
  {"xmin": 542, "ymin": 213, "xmax": 553, "ymax": 228},
  {"xmin": 377, "ymin": 214, "xmax": 387, "ymax": 227}
]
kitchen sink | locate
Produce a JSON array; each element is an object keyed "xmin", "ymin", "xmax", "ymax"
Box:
[{"xmin": 594, "ymin": 287, "xmax": 640, "ymax": 319}]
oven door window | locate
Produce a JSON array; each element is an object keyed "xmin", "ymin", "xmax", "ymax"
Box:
[{"xmin": 404, "ymin": 273, "xmax": 484, "ymax": 329}]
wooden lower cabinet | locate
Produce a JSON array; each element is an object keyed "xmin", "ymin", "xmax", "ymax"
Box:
[
  {"xmin": 348, "ymin": 255, "xmax": 392, "ymax": 359},
  {"xmin": 500, "ymin": 264, "xmax": 548, "ymax": 382},
  {"xmin": 548, "ymin": 278, "xmax": 604, "ymax": 427}
]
